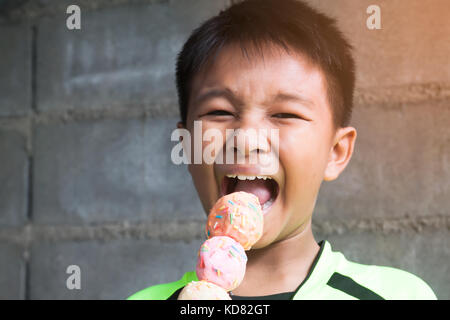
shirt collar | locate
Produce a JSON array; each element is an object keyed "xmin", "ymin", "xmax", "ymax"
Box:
[{"xmin": 292, "ymin": 240, "xmax": 337, "ymax": 299}]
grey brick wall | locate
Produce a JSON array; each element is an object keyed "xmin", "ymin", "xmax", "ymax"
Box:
[
  {"xmin": 29, "ymin": 238, "xmax": 203, "ymax": 299},
  {"xmin": 0, "ymin": 130, "xmax": 29, "ymax": 227},
  {"xmin": 0, "ymin": 0, "xmax": 449, "ymax": 300},
  {"xmin": 0, "ymin": 23, "xmax": 31, "ymax": 117},
  {"xmin": 33, "ymin": 117, "xmax": 204, "ymax": 225}
]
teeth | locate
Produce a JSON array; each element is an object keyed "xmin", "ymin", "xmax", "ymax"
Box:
[{"xmin": 226, "ymin": 174, "xmax": 272, "ymax": 181}]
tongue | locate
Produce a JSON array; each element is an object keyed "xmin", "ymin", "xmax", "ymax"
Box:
[{"xmin": 234, "ymin": 179, "xmax": 272, "ymax": 205}]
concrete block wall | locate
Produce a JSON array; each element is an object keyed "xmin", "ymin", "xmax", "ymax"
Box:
[{"xmin": 0, "ymin": 0, "xmax": 448, "ymax": 299}]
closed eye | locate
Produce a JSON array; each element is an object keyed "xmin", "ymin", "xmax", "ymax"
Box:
[
  {"xmin": 272, "ymin": 113, "xmax": 302, "ymax": 119},
  {"xmin": 205, "ymin": 110, "xmax": 234, "ymax": 116}
]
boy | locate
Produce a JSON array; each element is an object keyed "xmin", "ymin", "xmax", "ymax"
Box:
[{"xmin": 128, "ymin": 0, "xmax": 436, "ymax": 299}]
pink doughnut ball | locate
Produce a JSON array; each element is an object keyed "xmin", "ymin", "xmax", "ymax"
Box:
[{"xmin": 196, "ymin": 236, "xmax": 247, "ymax": 291}]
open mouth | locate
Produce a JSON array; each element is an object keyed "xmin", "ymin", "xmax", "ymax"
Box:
[{"xmin": 220, "ymin": 174, "xmax": 279, "ymax": 214}]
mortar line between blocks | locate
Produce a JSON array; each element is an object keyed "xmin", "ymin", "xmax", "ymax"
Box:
[
  {"xmin": 30, "ymin": 24, "xmax": 37, "ymax": 114},
  {"xmin": 24, "ymin": 22, "xmax": 38, "ymax": 301}
]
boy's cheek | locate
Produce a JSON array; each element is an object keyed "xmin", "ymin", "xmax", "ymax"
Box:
[
  {"xmin": 188, "ymin": 163, "xmax": 218, "ymax": 211},
  {"xmin": 281, "ymin": 152, "xmax": 324, "ymax": 201},
  {"xmin": 186, "ymin": 123, "xmax": 228, "ymax": 165}
]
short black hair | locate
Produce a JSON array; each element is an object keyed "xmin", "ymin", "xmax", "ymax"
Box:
[{"xmin": 175, "ymin": 0, "xmax": 355, "ymax": 129}]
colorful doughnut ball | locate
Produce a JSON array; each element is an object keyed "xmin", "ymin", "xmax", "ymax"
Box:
[
  {"xmin": 178, "ymin": 280, "xmax": 231, "ymax": 300},
  {"xmin": 206, "ymin": 192, "xmax": 263, "ymax": 250}
]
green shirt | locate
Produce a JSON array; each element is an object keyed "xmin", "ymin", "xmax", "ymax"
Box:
[{"xmin": 127, "ymin": 240, "xmax": 437, "ymax": 300}]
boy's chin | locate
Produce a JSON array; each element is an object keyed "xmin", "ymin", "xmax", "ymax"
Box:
[
  {"xmin": 248, "ymin": 240, "xmax": 268, "ymax": 251},
  {"xmin": 248, "ymin": 235, "xmax": 282, "ymax": 251}
]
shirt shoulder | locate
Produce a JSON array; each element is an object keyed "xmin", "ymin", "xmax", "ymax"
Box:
[
  {"xmin": 335, "ymin": 254, "xmax": 437, "ymax": 300},
  {"xmin": 126, "ymin": 271, "xmax": 197, "ymax": 300}
]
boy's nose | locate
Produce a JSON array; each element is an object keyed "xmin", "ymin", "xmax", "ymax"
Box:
[
  {"xmin": 227, "ymin": 126, "xmax": 271, "ymax": 164},
  {"xmin": 235, "ymin": 113, "xmax": 271, "ymax": 155},
  {"xmin": 233, "ymin": 129, "xmax": 269, "ymax": 156},
  {"xmin": 221, "ymin": 115, "xmax": 279, "ymax": 173}
]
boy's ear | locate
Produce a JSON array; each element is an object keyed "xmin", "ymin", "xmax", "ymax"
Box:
[{"xmin": 324, "ymin": 126, "xmax": 357, "ymax": 181}]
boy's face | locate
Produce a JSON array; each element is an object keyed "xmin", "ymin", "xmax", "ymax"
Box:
[{"xmin": 179, "ymin": 44, "xmax": 356, "ymax": 248}]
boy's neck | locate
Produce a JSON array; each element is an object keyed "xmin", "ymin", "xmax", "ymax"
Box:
[{"xmin": 231, "ymin": 219, "xmax": 320, "ymax": 297}]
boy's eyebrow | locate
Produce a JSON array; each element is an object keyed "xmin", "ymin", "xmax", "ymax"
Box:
[
  {"xmin": 193, "ymin": 87, "xmax": 314, "ymax": 108},
  {"xmin": 269, "ymin": 92, "xmax": 315, "ymax": 108},
  {"xmin": 193, "ymin": 88, "xmax": 243, "ymax": 107}
]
